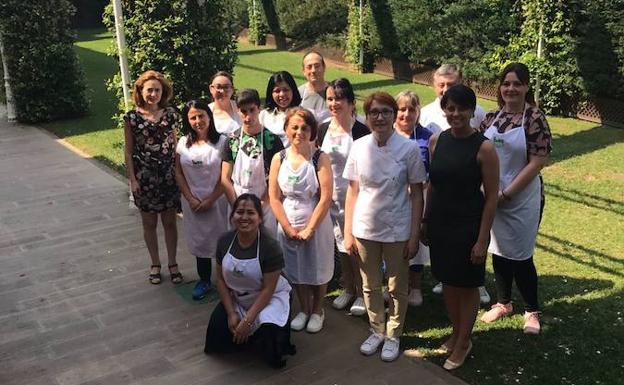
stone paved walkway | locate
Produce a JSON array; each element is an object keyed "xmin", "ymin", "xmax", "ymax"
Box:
[{"xmin": 0, "ymin": 115, "xmax": 467, "ymax": 385}]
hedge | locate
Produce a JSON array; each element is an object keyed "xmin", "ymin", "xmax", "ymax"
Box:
[
  {"xmin": 103, "ymin": 0, "xmax": 239, "ymax": 116},
  {"xmin": 0, "ymin": 0, "xmax": 89, "ymax": 123}
]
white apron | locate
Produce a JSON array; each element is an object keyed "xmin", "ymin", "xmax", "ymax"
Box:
[
  {"xmin": 320, "ymin": 128, "xmax": 353, "ymax": 253},
  {"xmin": 484, "ymin": 106, "xmax": 541, "ymax": 260},
  {"xmin": 277, "ymin": 150, "xmax": 334, "ymax": 285},
  {"xmin": 231, "ymin": 130, "xmax": 278, "ymax": 237},
  {"xmin": 222, "ymin": 232, "xmax": 291, "ymax": 332},
  {"xmin": 177, "ymin": 137, "xmax": 228, "ymax": 257}
]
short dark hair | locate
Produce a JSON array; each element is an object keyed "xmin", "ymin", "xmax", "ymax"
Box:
[
  {"xmin": 496, "ymin": 62, "xmax": 535, "ymax": 108},
  {"xmin": 181, "ymin": 100, "xmax": 220, "ymax": 147},
  {"xmin": 264, "ymin": 71, "xmax": 301, "ymax": 110},
  {"xmin": 363, "ymin": 92, "xmax": 398, "ymax": 116},
  {"xmin": 440, "ymin": 84, "xmax": 476, "ymax": 111},
  {"xmin": 236, "ymin": 88, "xmax": 261, "ymax": 108},
  {"xmin": 230, "ymin": 193, "xmax": 264, "ymax": 222},
  {"xmin": 133, "ymin": 70, "xmax": 173, "ymax": 109},
  {"xmin": 302, "ymin": 50, "xmax": 326, "ymax": 68},
  {"xmin": 327, "ymin": 78, "xmax": 355, "ymax": 104},
  {"xmin": 284, "ymin": 107, "xmax": 318, "ymax": 141}
]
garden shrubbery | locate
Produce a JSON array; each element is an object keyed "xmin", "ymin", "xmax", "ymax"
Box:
[
  {"xmin": 103, "ymin": 0, "xmax": 239, "ymax": 114},
  {"xmin": 0, "ymin": 0, "xmax": 89, "ymax": 123}
]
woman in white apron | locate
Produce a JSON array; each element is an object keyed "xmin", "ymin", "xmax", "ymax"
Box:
[
  {"xmin": 479, "ymin": 63, "xmax": 552, "ymax": 335},
  {"xmin": 175, "ymin": 101, "xmax": 228, "ymax": 300},
  {"xmin": 269, "ymin": 107, "xmax": 334, "ymax": 334},
  {"xmin": 259, "ymin": 71, "xmax": 302, "ymax": 147},
  {"xmin": 208, "ymin": 71, "xmax": 241, "ymax": 135},
  {"xmin": 316, "ymin": 78, "xmax": 370, "ymax": 316},
  {"xmin": 204, "ymin": 194, "xmax": 295, "ymax": 368},
  {"xmin": 394, "ymin": 90, "xmax": 435, "ymax": 307},
  {"xmin": 221, "ymin": 89, "xmax": 285, "ymax": 237}
]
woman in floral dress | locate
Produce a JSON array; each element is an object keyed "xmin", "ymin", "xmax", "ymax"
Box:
[{"xmin": 123, "ymin": 70, "xmax": 183, "ymax": 285}]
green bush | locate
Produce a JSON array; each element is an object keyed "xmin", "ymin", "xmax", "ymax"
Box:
[
  {"xmin": 386, "ymin": 0, "xmax": 517, "ymax": 81},
  {"xmin": 248, "ymin": 0, "xmax": 269, "ymax": 45},
  {"xmin": 103, "ymin": 0, "xmax": 239, "ymax": 114},
  {"xmin": 486, "ymin": 0, "xmax": 583, "ymax": 114},
  {"xmin": 345, "ymin": 1, "xmax": 382, "ymax": 72},
  {"xmin": 274, "ymin": 0, "xmax": 348, "ymax": 43},
  {"xmin": 0, "ymin": 0, "xmax": 89, "ymax": 123}
]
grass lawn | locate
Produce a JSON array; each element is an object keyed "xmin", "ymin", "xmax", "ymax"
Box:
[{"xmin": 46, "ymin": 29, "xmax": 623, "ymax": 385}]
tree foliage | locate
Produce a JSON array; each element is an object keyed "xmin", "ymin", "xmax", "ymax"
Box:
[
  {"xmin": 0, "ymin": 0, "xmax": 89, "ymax": 123},
  {"xmin": 103, "ymin": 0, "xmax": 239, "ymax": 114}
]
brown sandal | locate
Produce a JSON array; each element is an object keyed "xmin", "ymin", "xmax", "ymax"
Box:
[
  {"xmin": 149, "ymin": 265, "xmax": 162, "ymax": 285},
  {"xmin": 168, "ymin": 264, "xmax": 183, "ymax": 284}
]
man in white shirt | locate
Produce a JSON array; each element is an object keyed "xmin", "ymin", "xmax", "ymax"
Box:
[
  {"xmin": 420, "ymin": 64, "xmax": 491, "ymax": 304},
  {"xmin": 420, "ymin": 64, "xmax": 486, "ymax": 134},
  {"xmin": 298, "ymin": 51, "xmax": 331, "ymax": 123}
]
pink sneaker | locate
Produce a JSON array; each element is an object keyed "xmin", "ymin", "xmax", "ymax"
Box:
[
  {"xmin": 523, "ymin": 311, "xmax": 541, "ymax": 334},
  {"xmin": 481, "ymin": 302, "xmax": 513, "ymax": 323}
]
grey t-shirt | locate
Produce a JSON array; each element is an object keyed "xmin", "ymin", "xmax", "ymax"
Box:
[
  {"xmin": 216, "ymin": 230, "xmax": 284, "ymax": 274},
  {"xmin": 298, "ymin": 83, "xmax": 327, "ymax": 113}
]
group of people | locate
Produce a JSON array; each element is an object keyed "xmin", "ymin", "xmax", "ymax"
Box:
[{"xmin": 123, "ymin": 50, "xmax": 552, "ymax": 370}]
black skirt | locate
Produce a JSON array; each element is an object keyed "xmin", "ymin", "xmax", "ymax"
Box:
[
  {"xmin": 204, "ymin": 302, "xmax": 296, "ymax": 368},
  {"xmin": 428, "ymin": 219, "xmax": 485, "ymax": 288}
]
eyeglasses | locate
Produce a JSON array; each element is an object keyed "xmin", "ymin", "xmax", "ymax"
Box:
[
  {"xmin": 367, "ymin": 109, "xmax": 394, "ymax": 119},
  {"xmin": 210, "ymin": 84, "xmax": 232, "ymax": 91}
]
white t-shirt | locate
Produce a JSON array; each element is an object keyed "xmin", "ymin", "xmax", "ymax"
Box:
[
  {"xmin": 259, "ymin": 108, "xmax": 288, "ymax": 146},
  {"xmin": 419, "ymin": 97, "xmax": 486, "ymax": 133},
  {"xmin": 209, "ymin": 100, "xmax": 241, "ymax": 135},
  {"xmin": 343, "ymin": 132, "xmax": 427, "ymax": 242},
  {"xmin": 298, "ymin": 83, "xmax": 331, "ymax": 123}
]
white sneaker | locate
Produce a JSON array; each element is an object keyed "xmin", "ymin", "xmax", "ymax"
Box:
[
  {"xmin": 350, "ymin": 297, "xmax": 366, "ymax": 316},
  {"xmin": 479, "ymin": 286, "xmax": 491, "ymax": 304},
  {"xmin": 432, "ymin": 282, "xmax": 443, "ymax": 294},
  {"xmin": 408, "ymin": 289, "xmax": 423, "ymax": 307},
  {"xmin": 306, "ymin": 311, "xmax": 325, "ymax": 333},
  {"xmin": 332, "ymin": 292, "xmax": 354, "ymax": 310},
  {"xmin": 381, "ymin": 337, "xmax": 401, "ymax": 362},
  {"xmin": 290, "ymin": 312, "xmax": 308, "ymax": 331},
  {"xmin": 360, "ymin": 330, "xmax": 385, "ymax": 356}
]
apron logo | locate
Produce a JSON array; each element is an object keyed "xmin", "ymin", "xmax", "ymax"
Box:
[
  {"xmin": 493, "ymin": 137, "xmax": 505, "ymax": 148},
  {"xmin": 287, "ymin": 175, "xmax": 300, "ymax": 185},
  {"xmin": 191, "ymin": 159, "xmax": 203, "ymax": 166},
  {"xmin": 233, "ymin": 265, "xmax": 245, "ymax": 277}
]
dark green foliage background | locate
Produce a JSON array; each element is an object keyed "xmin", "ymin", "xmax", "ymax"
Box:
[
  {"xmin": 0, "ymin": 0, "xmax": 89, "ymax": 123},
  {"xmin": 103, "ymin": 0, "xmax": 239, "ymax": 111}
]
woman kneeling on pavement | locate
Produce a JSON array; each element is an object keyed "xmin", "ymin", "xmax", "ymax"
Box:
[{"xmin": 204, "ymin": 194, "xmax": 295, "ymax": 368}]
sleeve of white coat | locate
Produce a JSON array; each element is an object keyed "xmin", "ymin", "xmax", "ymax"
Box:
[
  {"xmin": 471, "ymin": 104, "xmax": 487, "ymax": 129},
  {"xmin": 407, "ymin": 141, "xmax": 427, "ymax": 184},
  {"xmin": 342, "ymin": 145, "xmax": 358, "ymax": 181}
]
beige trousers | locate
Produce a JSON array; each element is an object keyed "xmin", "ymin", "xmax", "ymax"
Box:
[{"xmin": 356, "ymin": 238, "xmax": 408, "ymax": 338}]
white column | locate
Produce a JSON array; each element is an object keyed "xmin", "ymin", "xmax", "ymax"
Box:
[
  {"xmin": 0, "ymin": 34, "xmax": 17, "ymax": 122},
  {"xmin": 112, "ymin": 0, "xmax": 131, "ymax": 111}
]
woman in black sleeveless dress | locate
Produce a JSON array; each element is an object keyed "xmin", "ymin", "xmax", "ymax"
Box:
[{"xmin": 423, "ymin": 85, "xmax": 499, "ymax": 370}]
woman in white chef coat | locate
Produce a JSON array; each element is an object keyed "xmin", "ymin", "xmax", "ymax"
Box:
[
  {"xmin": 269, "ymin": 107, "xmax": 334, "ymax": 334},
  {"xmin": 343, "ymin": 92, "xmax": 426, "ymax": 362},
  {"xmin": 479, "ymin": 63, "xmax": 552, "ymax": 335},
  {"xmin": 259, "ymin": 71, "xmax": 302, "ymax": 147}
]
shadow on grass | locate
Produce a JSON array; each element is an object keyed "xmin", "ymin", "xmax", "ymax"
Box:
[
  {"xmin": 237, "ymin": 47, "xmax": 281, "ymax": 56},
  {"xmin": 536, "ymin": 235, "xmax": 623, "ymax": 278},
  {"xmin": 236, "ymin": 62, "xmax": 307, "ymax": 84},
  {"xmin": 544, "ymin": 182, "xmax": 624, "ymax": 217},
  {"xmin": 402, "ymin": 275, "xmax": 618, "ymax": 385},
  {"xmin": 550, "ymin": 124, "xmax": 624, "ymax": 165}
]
